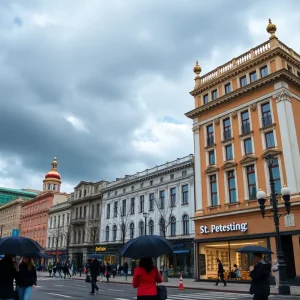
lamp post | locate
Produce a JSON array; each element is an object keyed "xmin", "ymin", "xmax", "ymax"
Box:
[
  {"xmin": 143, "ymin": 213, "xmax": 149, "ymax": 236},
  {"xmin": 256, "ymin": 154, "xmax": 291, "ymax": 295}
]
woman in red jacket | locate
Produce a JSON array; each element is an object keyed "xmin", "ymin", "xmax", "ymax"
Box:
[{"xmin": 133, "ymin": 257, "xmax": 162, "ymax": 300}]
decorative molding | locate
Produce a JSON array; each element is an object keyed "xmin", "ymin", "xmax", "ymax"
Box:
[
  {"xmin": 221, "ymin": 160, "xmax": 237, "ymax": 170},
  {"xmin": 204, "ymin": 144, "xmax": 216, "ymax": 150},
  {"xmin": 204, "ymin": 165, "xmax": 219, "ymax": 174},
  {"xmin": 221, "ymin": 137, "xmax": 234, "ymax": 145},
  {"xmin": 250, "ymin": 103, "xmax": 257, "ymax": 111},
  {"xmin": 261, "ymin": 148, "xmax": 282, "ymax": 159},
  {"xmin": 214, "ymin": 118, "xmax": 220, "ymax": 125},
  {"xmin": 239, "ymin": 155, "xmax": 258, "ymax": 165},
  {"xmin": 274, "ymin": 89, "xmax": 292, "ymax": 103},
  {"xmin": 231, "ymin": 111, "xmax": 237, "ymax": 119},
  {"xmin": 239, "ymin": 130, "xmax": 254, "ymax": 138},
  {"xmin": 192, "ymin": 125, "xmax": 200, "ymax": 134}
]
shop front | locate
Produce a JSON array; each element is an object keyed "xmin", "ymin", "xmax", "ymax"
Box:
[
  {"xmin": 93, "ymin": 244, "xmax": 121, "ymax": 265},
  {"xmin": 194, "ymin": 205, "xmax": 300, "ymax": 282}
]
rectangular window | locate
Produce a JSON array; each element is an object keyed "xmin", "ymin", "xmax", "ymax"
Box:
[
  {"xmin": 122, "ymin": 199, "xmax": 126, "ymax": 216},
  {"xmin": 91, "ymin": 205, "xmax": 95, "ymax": 219},
  {"xmin": 170, "ymin": 188, "xmax": 176, "ymax": 206},
  {"xmin": 244, "ymin": 138, "xmax": 253, "ymax": 155},
  {"xmin": 182, "ymin": 185, "xmax": 189, "ymax": 205},
  {"xmin": 150, "ymin": 180, "xmax": 153, "ymax": 186},
  {"xmin": 123, "ymin": 188, "xmax": 126, "ymax": 194},
  {"xmin": 225, "ymin": 144, "xmax": 233, "ymax": 160},
  {"xmin": 208, "ymin": 150, "xmax": 215, "ymax": 165},
  {"xmin": 260, "ymin": 65, "xmax": 268, "ymax": 78},
  {"xmin": 227, "ymin": 170, "xmax": 237, "ymax": 203},
  {"xmin": 246, "ymin": 165, "xmax": 257, "ymax": 200},
  {"xmin": 241, "ymin": 110, "xmax": 250, "ymax": 134},
  {"xmin": 160, "ymin": 177, "xmax": 164, "ymax": 183},
  {"xmin": 211, "ymin": 89, "xmax": 218, "ymax": 100},
  {"xmin": 159, "ymin": 190, "xmax": 165, "ymax": 209},
  {"xmin": 131, "ymin": 186, "xmax": 134, "ymax": 191},
  {"xmin": 149, "ymin": 193, "xmax": 154, "ymax": 211},
  {"xmin": 115, "ymin": 190, "xmax": 118, "ymax": 195},
  {"xmin": 207, "ymin": 124, "xmax": 214, "ymax": 146},
  {"xmin": 223, "ymin": 118, "xmax": 231, "ymax": 140},
  {"xmin": 106, "ymin": 204, "xmax": 110, "ymax": 219},
  {"xmin": 287, "ymin": 65, "xmax": 293, "ymax": 72},
  {"xmin": 130, "ymin": 198, "xmax": 135, "ymax": 214},
  {"xmin": 209, "ymin": 175, "xmax": 218, "ymax": 206},
  {"xmin": 240, "ymin": 76, "xmax": 247, "ymax": 87},
  {"xmin": 96, "ymin": 203, "xmax": 100, "ymax": 217},
  {"xmin": 271, "ymin": 158, "xmax": 282, "ymax": 194},
  {"xmin": 250, "ymin": 71, "xmax": 257, "ymax": 83},
  {"xmin": 113, "ymin": 201, "xmax": 118, "ymax": 217},
  {"xmin": 261, "ymin": 103, "xmax": 272, "ymax": 127},
  {"xmin": 79, "ymin": 207, "xmax": 82, "ymax": 218},
  {"xmin": 76, "ymin": 208, "xmax": 78, "ymax": 219},
  {"xmin": 67, "ymin": 213, "xmax": 70, "ymax": 225},
  {"xmin": 182, "ymin": 170, "xmax": 187, "ymax": 177},
  {"xmin": 140, "ymin": 183, "xmax": 144, "ymax": 189},
  {"xmin": 140, "ymin": 195, "xmax": 144, "ymax": 213},
  {"xmin": 203, "ymin": 94, "xmax": 209, "ymax": 104},
  {"xmin": 265, "ymin": 131, "xmax": 275, "ymax": 148},
  {"xmin": 84, "ymin": 206, "xmax": 87, "ymax": 218},
  {"xmin": 170, "ymin": 174, "xmax": 174, "ymax": 180},
  {"xmin": 225, "ymin": 83, "xmax": 231, "ymax": 94}
]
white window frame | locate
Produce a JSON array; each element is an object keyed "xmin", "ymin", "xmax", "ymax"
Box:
[
  {"xmin": 238, "ymin": 108, "xmax": 253, "ymax": 135},
  {"xmin": 240, "ymin": 134, "xmax": 255, "ymax": 156},
  {"xmin": 242, "ymin": 163, "xmax": 259, "ymax": 201},
  {"xmin": 223, "ymin": 141, "xmax": 235, "ymax": 162},
  {"xmin": 224, "ymin": 168, "xmax": 239, "ymax": 204},
  {"xmin": 206, "ymin": 173, "xmax": 220, "ymax": 207},
  {"xmin": 258, "ymin": 98, "xmax": 274, "ymax": 129},
  {"xmin": 261, "ymin": 128, "xmax": 278, "ymax": 150}
]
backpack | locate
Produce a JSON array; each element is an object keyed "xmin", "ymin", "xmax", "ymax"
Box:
[{"xmin": 157, "ymin": 285, "xmax": 167, "ymax": 300}]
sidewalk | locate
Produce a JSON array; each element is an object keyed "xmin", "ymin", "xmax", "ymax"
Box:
[{"xmin": 38, "ymin": 272, "xmax": 300, "ymax": 296}]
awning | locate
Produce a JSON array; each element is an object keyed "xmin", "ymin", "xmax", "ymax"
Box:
[{"xmin": 173, "ymin": 250, "xmax": 190, "ymax": 254}]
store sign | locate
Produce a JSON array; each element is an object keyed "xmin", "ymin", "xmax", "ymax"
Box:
[
  {"xmin": 200, "ymin": 222, "xmax": 248, "ymax": 234},
  {"xmin": 95, "ymin": 246, "xmax": 107, "ymax": 252},
  {"xmin": 284, "ymin": 214, "xmax": 295, "ymax": 227}
]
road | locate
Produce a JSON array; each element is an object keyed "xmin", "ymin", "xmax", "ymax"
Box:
[{"xmin": 31, "ymin": 277, "xmax": 299, "ymax": 300}]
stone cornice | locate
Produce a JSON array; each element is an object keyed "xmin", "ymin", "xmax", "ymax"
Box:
[
  {"xmin": 221, "ymin": 160, "xmax": 237, "ymax": 170},
  {"xmin": 186, "ymin": 69, "xmax": 300, "ymax": 119},
  {"xmin": 239, "ymin": 155, "xmax": 258, "ymax": 165},
  {"xmin": 204, "ymin": 165, "xmax": 219, "ymax": 174},
  {"xmin": 261, "ymin": 148, "xmax": 282, "ymax": 159}
]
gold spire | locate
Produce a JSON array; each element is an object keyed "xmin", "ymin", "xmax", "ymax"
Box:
[
  {"xmin": 51, "ymin": 157, "xmax": 58, "ymax": 169},
  {"xmin": 266, "ymin": 18, "xmax": 277, "ymax": 37},
  {"xmin": 193, "ymin": 60, "xmax": 202, "ymax": 76}
]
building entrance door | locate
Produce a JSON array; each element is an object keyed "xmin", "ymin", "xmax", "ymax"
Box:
[{"xmin": 280, "ymin": 235, "xmax": 296, "ymax": 279}]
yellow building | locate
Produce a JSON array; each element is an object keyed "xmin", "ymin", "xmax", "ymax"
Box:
[{"xmin": 186, "ymin": 20, "xmax": 300, "ymax": 281}]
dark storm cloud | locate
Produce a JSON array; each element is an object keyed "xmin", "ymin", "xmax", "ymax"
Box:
[{"xmin": 0, "ymin": 0, "xmax": 298, "ymax": 189}]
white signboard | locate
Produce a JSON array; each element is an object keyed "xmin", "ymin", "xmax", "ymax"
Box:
[
  {"xmin": 284, "ymin": 214, "xmax": 295, "ymax": 227},
  {"xmin": 200, "ymin": 222, "xmax": 248, "ymax": 234}
]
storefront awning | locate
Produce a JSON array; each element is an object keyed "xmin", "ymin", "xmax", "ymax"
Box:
[{"xmin": 173, "ymin": 250, "xmax": 190, "ymax": 254}]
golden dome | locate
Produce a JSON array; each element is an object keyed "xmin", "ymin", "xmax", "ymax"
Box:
[
  {"xmin": 44, "ymin": 157, "xmax": 61, "ymax": 181},
  {"xmin": 266, "ymin": 18, "xmax": 277, "ymax": 36},
  {"xmin": 193, "ymin": 60, "xmax": 202, "ymax": 76}
]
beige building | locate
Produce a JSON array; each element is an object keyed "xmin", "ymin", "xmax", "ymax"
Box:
[{"xmin": 0, "ymin": 198, "xmax": 24, "ymax": 237}]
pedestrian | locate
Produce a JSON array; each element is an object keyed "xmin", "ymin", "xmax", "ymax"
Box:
[
  {"xmin": 63, "ymin": 261, "xmax": 72, "ymax": 279},
  {"xmin": 133, "ymin": 257, "xmax": 162, "ymax": 300},
  {"xmin": 250, "ymin": 253, "xmax": 271, "ymax": 300},
  {"xmin": 123, "ymin": 260, "xmax": 129, "ymax": 281},
  {"xmin": 112, "ymin": 263, "xmax": 117, "ymax": 278},
  {"xmin": 48, "ymin": 263, "xmax": 53, "ymax": 277},
  {"xmin": 215, "ymin": 258, "xmax": 227, "ymax": 286},
  {"xmin": 117, "ymin": 263, "xmax": 120, "ymax": 276},
  {"xmin": 99, "ymin": 262, "xmax": 105, "ymax": 279},
  {"xmin": 89, "ymin": 259, "xmax": 100, "ymax": 295},
  {"xmin": 16, "ymin": 256, "xmax": 37, "ymax": 300},
  {"xmin": 105, "ymin": 262, "xmax": 111, "ymax": 282},
  {"xmin": 271, "ymin": 259, "xmax": 279, "ymax": 290},
  {"xmin": 0, "ymin": 254, "xmax": 18, "ymax": 300}
]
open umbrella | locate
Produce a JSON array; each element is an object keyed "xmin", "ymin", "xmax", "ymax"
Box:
[
  {"xmin": 24, "ymin": 252, "xmax": 51, "ymax": 259},
  {"xmin": 0, "ymin": 236, "xmax": 43, "ymax": 256},
  {"xmin": 121, "ymin": 235, "xmax": 173, "ymax": 259},
  {"xmin": 87, "ymin": 254, "xmax": 104, "ymax": 260},
  {"xmin": 237, "ymin": 245, "xmax": 273, "ymax": 254}
]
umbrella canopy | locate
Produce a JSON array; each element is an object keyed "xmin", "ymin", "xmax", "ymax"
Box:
[
  {"xmin": 121, "ymin": 235, "xmax": 173, "ymax": 259},
  {"xmin": 87, "ymin": 254, "xmax": 104, "ymax": 260},
  {"xmin": 0, "ymin": 236, "xmax": 43, "ymax": 256},
  {"xmin": 24, "ymin": 252, "xmax": 51, "ymax": 259},
  {"xmin": 237, "ymin": 245, "xmax": 273, "ymax": 254}
]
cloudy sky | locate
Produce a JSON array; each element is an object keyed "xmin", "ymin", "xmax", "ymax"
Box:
[{"xmin": 0, "ymin": 0, "xmax": 299, "ymax": 192}]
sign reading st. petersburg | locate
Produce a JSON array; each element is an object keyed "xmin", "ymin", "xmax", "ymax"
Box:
[{"xmin": 200, "ymin": 222, "xmax": 248, "ymax": 234}]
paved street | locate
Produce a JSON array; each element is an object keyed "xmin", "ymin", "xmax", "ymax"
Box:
[{"xmin": 31, "ymin": 277, "xmax": 300, "ymax": 300}]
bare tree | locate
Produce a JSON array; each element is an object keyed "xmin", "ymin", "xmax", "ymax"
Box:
[
  {"xmin": 64, "ymin": 224, "xmax": 72, "ymax": 259},
  {"xmin": 86, "ymin": 217, "xmax": 101, "ymax": 253},
  {"xmin": 50, "ymin": 224, "xmax": 65, "ymax": 261}
]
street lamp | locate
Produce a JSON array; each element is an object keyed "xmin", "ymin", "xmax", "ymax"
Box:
[
  {"xmin": 256, "ymin": 154, "xmax": 291, "ymax": 295},
  {"xmin": 143, "ymin": 213, "xmax": 149, "ymax": 235}
]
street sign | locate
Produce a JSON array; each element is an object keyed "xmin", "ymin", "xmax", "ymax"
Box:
[{"xmin": 12, "ymin": 229, "xmax": 20, "ymax": 236}]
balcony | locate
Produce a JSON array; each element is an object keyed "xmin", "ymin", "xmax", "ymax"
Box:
[
  {"xmin": 207, "ymin": 136, "xmax": 214, "ymax": 147},
  {"xmin": 223, "ymin": 129, "xmax": 232, "ymax": 141},
  {"xmin": 241, "ymin": 123, "xmax": 251, "ymax": 134},
  {"xmin": 262, "ymin": 115, "xmax": 272, "ymax": 128},
  {"xmin": 71, "ymin": 218, "xmax": 86, "ymax": 225}
]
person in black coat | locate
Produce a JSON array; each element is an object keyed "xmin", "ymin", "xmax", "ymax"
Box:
[
  {"xmin": 215, "ymin": 258, "xmax": 227, "ymax": 286},
  {"xmin": 16, "ymin": 257, "xmax": 37, "ymax": 300},
  {"xmin": 89, "ymin": 259, "xmax": 100, "ymax": 295},
  {"xmin": 0, "ymin": 255, "xmax": 18, "ymax": 300},
  {"xmin": 250, "ymin": 253, "xmax": 271, "ymax": 300}
]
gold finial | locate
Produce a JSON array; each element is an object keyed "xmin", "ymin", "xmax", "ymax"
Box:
[
  {"xmin": 193, "ymin": 60, "xmax": 202, "ymax": 76},
  {"xmin": 266, "ymin": 18, "xmax": 277, "ymax": 37},
  {"xmin": 51, "ymin": 157, "xmax": 58, "ymax": 169}
]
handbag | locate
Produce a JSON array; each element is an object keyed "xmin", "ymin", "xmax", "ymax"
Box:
[{"xmin": 157, "ymin": 285, "xmax": 167, "ymax": 300}]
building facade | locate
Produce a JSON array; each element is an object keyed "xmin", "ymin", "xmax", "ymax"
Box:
[
  {"xmin": 20, "ymin": 157, "xmax": 68, "ymax": 248},
  {"xmin": 0, "ymin": 187, "xmax": 37, "ymax": 206},
  {"xmin": 186, "ymin": 20, "xmax": 300, "ymax": 281},
  {"xmin": 69, "ymin": 181, "xmax": 107, "ymax": 266},
  {"xmin": 100, "ymin": 154, "xmax": 195, "ymax": 277},
  {"xmin": 44, "ymin": 200, "xmax": 72, "ymax": 263}
]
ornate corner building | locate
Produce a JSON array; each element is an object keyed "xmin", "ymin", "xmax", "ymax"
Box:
[{"xmin": 186, "ymin": 20, "xmax": 300, "ymax": 281}]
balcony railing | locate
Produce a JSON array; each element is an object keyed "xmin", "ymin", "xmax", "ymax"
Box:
[
  {"xmin": 223, "ymin": 129, "xmax": 232, "ymax": 141},
  {"xmin": 262, "ymin": 115, "xmax": 272, "ymax": 128},
  {"xmin": 241, "ymin": 123, "xmax": 251, "ymax": 134},
  {"xmin": 71, "ymin": 218, "xmax": 86, "ymax": 225},
  {"xmin": 207, "ymin": 136, "xmax": 214, "ymax": 147}
]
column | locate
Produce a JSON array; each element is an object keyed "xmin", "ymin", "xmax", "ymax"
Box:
[
  {"xmin": 274, "ymin": 89, "xmax": 300, "ymax": 193},
  {"xmin": 193, "ymin": 125, "xmax": 203, "ymax": 211},
  {"xmin": 292, "ymin": 235, "xmax": 300, "ymax": 277}
]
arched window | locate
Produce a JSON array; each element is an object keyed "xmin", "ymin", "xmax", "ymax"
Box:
[
  {"xmin": 139, "ymin": 221, "xmax": 144, "ymax": 236},
  {"xmin": 113, "ymin": 225, "xmax": 117, "ymax": 242},
  {"xmin": 48, "ymin": 184, "xmax": 51, "ymax": 190},
  {"xmin": 171, "ymin": 217, "xmax": 176, "ymax": 236},
  {"xmin": 182, "ymin": 214, "xmax": 189, "ymax": 235},
  {"xmin": 53, "ymin": 184, "xmax": 56, "ymax": 191},
  {"xmin": 149, "ymin": 220, "xmax": 154, "ymax": 235},
  {"xmin": 130, "ymin": 222, "xmax": 135, "ymax": 239},
  {"xmin": 160, "ymin": 218, "xmax": 166, "ymax": 237},
  {"xmin": 105, "ymin": 226, "xmax": 110, "ymax": 242}
]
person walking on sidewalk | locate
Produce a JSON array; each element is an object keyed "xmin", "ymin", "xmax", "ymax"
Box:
[
  {"xmin": 215, "ymin": 258, "xmax": 227, "ymax": 286},
  {"xmin": 123, "ymin": 260, "xmax": 129, "ymax": 281},
  {"xmin": 89, "ymin": 259, "xmax": 100, "ymax": 295}
]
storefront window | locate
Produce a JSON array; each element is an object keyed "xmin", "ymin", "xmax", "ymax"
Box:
[{"xmin": 199, "ymin": 238, "xmax": 267, "ymax": 280}]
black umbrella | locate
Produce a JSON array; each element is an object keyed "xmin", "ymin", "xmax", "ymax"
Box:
[
  {"xmin": 0, "ymin": 236, "xmax": 43, "ymax": 256},
  {"xmin": 24, "ymin": 252, "xmax": 51, "ymax": 259},
  {"xmin": 237, "ymin": 245, "xmax": 273, "ymax": 254},
  {"xmin": 87, "ymin": 254, "xmax": 104, "ymax": 260},
  {"xmin": 121, "ymin": 235, "xmax": 173, "ymax": 259}
]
